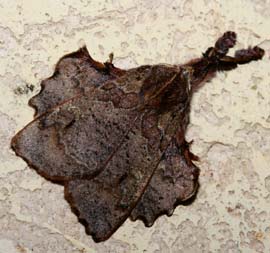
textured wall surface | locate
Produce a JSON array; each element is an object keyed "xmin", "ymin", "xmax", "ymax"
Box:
[{"xmin": 0, "ymin": 0, "xmax": 270, "ymax": 252}]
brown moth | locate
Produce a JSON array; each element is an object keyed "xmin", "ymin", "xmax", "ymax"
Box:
[{"xmin": 11, "ymin": 32, "xmax": 264, "ymax": 242}]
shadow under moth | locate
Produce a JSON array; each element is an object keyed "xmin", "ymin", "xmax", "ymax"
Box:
[{"xmin": 11, "ymin": 31, "xmax": 264, "ymax": 242}]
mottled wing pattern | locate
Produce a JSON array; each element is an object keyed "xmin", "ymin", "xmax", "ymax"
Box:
[
  {"xmin": 12, "ymin": 48, "xmax": 129, "ymax": 180},
  {"xmin": 12, "ymin": 92, "xmax": 138, "ymax": 180},
  {"xmin": 130, "ymin": 138, "xmax": 199, "ymax": 226},
  {"xmin": 64, "ymin": 66, "xmax": 193, "ymax": 242},
  {"xmin": 12, "ymin": 61, "xmax": 196, "ymax": 241},
  {"xmin": 11, "ymin": 31, "xmax": 266, "ymax": 242},
  {"xmin": 29, "ymin": 46, "xmax": 125, "ymax": 116}
]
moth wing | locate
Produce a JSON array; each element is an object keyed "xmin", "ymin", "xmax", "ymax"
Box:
[
  {"xmin": 63, "ymin": 68, "xmax": 193, "ymax": 242},
  {"xmin": 12, "ymin": 63, "xmax": 191, "ymax": 242},
  {"xmin": 64, "ymin": 109, "xmax": 179, "ymax": 242},
  {"xmin": 29, "ymin": 46, "xmax": 125, "ymax": 116},
  {"xmin": 11, "ymin": 88, "xmax": 139, "ymax": 180},
  {"xmin": 130, "ymin": 138, "xmax": 199, "ymax": 226},
  {"xmin": 11, "ymin": 64, "xmax": 161, "ymax": 181}
]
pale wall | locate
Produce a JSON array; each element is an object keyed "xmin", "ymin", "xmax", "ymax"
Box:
[{"xmin": 0, "ymin": 0, "xmax": 270, "ymax": 252}]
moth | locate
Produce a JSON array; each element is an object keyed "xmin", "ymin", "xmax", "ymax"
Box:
[{"xmin": 11, "ymin": 32, "xmax": 264, "ymax": 242}]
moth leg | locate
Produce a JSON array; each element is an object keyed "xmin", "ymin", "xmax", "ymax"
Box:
[
  {"xmin": 217, "ymin": 46, "xmax": 265, "ymax": 71},
  {"xmin": 86, "ymin": 51, "xmax": 117, "ymax": 74},
  {"xmin": 108, "ymin": 52, "xmax": 114, "ymax": 64},
  {"xmin": 103, "ymin": 52, "xmax": 126, "ymax": 76},
  {"xmin": 221, "ymin": 46, "xmax": 265, "ymax": 64},
  {"xmin": 214, "ymin": 31, "xmax": 237, "ymax": 57},
  {"xmin": 182, "ymin": 140, "xmax": 199, "ymax": 166},
  {"xmin": 175, "ymin": 128, "xmax": 199, "ymax": 165},
  {"xmin": 204, "ymin": 31, "xmax": 264, "ymax": 68},
  {"xmin": 203, "ymin": 31, "xmax": 237, "ymax": 59},
  {"xmin": 186, "ymin": 31, "xmax": 238, "ymax": 90}
]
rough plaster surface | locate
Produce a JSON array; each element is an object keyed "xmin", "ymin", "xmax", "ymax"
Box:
[{"xmin": 0, "ymin": 0, "xmax": 270, "ymax": 252}]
